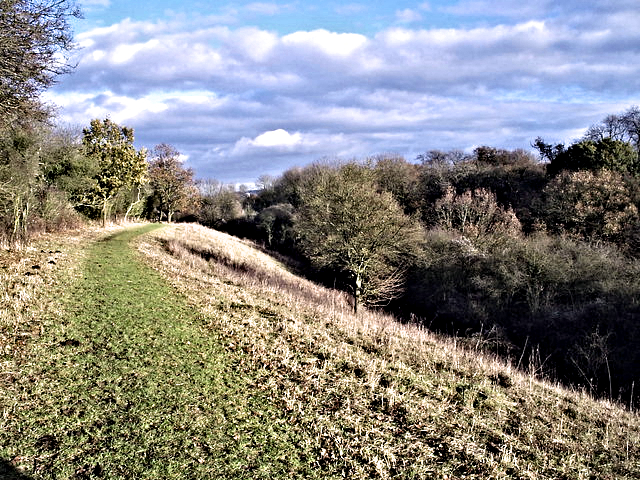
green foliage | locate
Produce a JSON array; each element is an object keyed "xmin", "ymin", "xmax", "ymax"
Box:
[
  {"xmin": 250, "ymin": 166, "xmax": 309, "ymax": 211},
  {"xmin": 82, "ymin": 118, "xmax": 147, "ymax": 226},
  {"xmin": 532, "ymin": 136, "xmax": 565, "ymax": 163},
  {"xmin": 0, "ymin": 126, "xmax": 82, "ymax": 242},
  {"xmin": 371, "ymin": 154, "xmax": 421, "ymax": 215},
  {"xmin": 297, "ymin": 162, "xmax": 422, "ymax": 312},
  {"xmin": 40, "ymin": 127, "xmax": 99, "ymax": 208},
  {"xmin": 0, "ymin": 127, "xmax": 41, "ymax": 243},
  {"xmin": 474, "ymin": 146, "xmax": 536, "ymax": 167},
  {"xmin": 547, "ymin": 138, "xmax": 639, "ymax": 176},
  {"xmin": 256, "ymin": 203, "xmax": 296, "ymax": 248}
]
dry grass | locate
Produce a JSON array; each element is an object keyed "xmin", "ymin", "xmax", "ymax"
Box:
[
  {"xmin": 0, "ymin": 222, "xmax": 146, "ymax": 410},
  {"xmin": 136, "ymin": 223, "xmax": 640, "ymax": 479},
  {"xmin": 0, "ymin": 224, "xmax": 115, "ymax": 367}
]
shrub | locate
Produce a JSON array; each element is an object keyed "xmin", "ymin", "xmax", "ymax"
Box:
[
  {"xmin": 402, "ymin": 229, "xmax": 640, "ymax": 402},
  {"xmin": 543, "ymin": 169, "xmax": 639, "ymax": 242},
  {"xmin": 434, "ymin": 186, "xmax": 521, "ymax": 244}
]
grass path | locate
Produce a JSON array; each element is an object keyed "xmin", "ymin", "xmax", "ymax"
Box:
[
  {"xmin": 4, "ymin": 223, "xmax": 640, "ymax": 479},
  {"xmin": 2, "ymin": 225, "xmax": 320, "ymax": 479}
]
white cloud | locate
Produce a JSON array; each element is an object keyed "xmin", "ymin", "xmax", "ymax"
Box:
[
  {"xmin": 232, "ymin": 129, "xmax": 319, "ymax": 157},
  {"xmin": 49, "ymin": 5, "xmax": 640, "ymax": 183},
  {"xmin": 110, "ymin": 39, "xmax": 161, "ymax": 64},
  {"xmin": 251, "ymin": 129, "xmax": 303, "ymax": 148},
  {"xmin": 281, "ymin": 29, "xmax": 368, "ymax": 58},
  {"xmin": 229, "ymin": 27, "xmax": 278, "ymax": 62}
]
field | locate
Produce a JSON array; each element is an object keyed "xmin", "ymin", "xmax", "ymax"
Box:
[{"xmin": 1, "ymin": 222, "xmax": 639, "ymax": 478}]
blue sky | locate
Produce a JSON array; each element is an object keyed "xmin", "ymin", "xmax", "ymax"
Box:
[{"xmin": 47, "ymin": 0, "xmax": 640, "ymax": 184}]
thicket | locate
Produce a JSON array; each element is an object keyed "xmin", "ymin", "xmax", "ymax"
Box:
[{"xmin": 211, "ymin": 111, "xmax": 640, "ymax": 407}]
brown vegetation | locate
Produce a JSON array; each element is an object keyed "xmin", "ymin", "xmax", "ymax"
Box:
[{"xmin": 134, "ymin": 223, "xmax": 640, "ymax": 478}]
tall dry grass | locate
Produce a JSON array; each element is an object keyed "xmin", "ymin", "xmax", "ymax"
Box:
[{"xmin": 136, "ymin": 223, "xmax": 640, "ymax": 478}]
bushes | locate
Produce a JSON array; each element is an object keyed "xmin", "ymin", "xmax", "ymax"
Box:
[
  {"xmin": 222, "ymin": 148, "xmax": 640, "ymax": 404},
  {"xmin": 402, "ymin": 229, "xmax": 640, "ymax": 402},
  {"xmin": 543, "ymin": 169, "xmax": 639, "ymax": 242},
  {"xmin": 434, "ymin": 186, "xmax": 521, "ymax": 242}
]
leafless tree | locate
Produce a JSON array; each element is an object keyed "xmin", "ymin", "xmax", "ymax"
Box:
[{"xmin": 0, "ymin": 0, "xmax": 81, "ymax": 124}]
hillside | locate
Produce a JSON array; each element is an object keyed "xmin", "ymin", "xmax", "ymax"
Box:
[{"xmin": 2, "ymin": 223, "xmax": 640, "ymax": 479}]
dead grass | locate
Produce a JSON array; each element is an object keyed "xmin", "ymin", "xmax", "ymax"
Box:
[
  {"xmin": 0, "ymin": 222, "xmax": 147, "ymax": 413},
  {"xmin": 1, "ymin": 221, "xmax": 637, "ymax": 478},
  {"xmin": 0, "ymin": 224, "xmax": 116, "ymax": 368},
  {"xmin": 135, "ymin": 223, "xmax": 640, "ymax": 479}
]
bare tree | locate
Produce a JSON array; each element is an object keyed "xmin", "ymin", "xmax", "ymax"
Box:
[
  {"xmin": 583, "ymin": 106, "xmax": 640, "ymax": 157},
  {"xmin": 584, "ymin": 114, "xmax": 628, "ymax": 142},
  {"xmin": 297, "ymin": 162, "xmax": 422, "ymax": 314},
  {"xmin": 147, "ymin": 144, "xmax": 199, "ymax": 222},
  {"xmin": 0, "ymin": 0, "xmax": 81, "ymax": 125}
]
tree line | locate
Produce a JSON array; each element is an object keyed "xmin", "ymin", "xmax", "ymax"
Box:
[
  {"xmin": 201, "ymin": 108, "xmax": 640, "ymax": 407},
  {"xmin": 0, "ymin": 1, "xmax": 204, "ymax": 242},
  {"xmin": 0, "ymin": 119, "xmax": 201, "ymax": 243}
]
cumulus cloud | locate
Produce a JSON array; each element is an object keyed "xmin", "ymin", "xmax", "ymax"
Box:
[
  {"xmin": 48, "ymin": 2, "xmax": 640, "ymax": 183},
  {"xmin": 233, "ymin": 129, "xmax": 305, "ymax": 154}
]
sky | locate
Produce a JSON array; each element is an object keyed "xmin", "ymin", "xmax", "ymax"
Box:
[{"xmin": 45, "ymin": 0, "xmax": 640, "ymax": 184}]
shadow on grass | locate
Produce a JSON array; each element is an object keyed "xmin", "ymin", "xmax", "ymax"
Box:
[{"xmin": 0, "ymin": 459, "xmax": 32, "ymax": 480}]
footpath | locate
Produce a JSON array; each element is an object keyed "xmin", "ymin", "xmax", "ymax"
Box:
[{"xmin": 1, "ymin": 225, "xmax": 314, "ymax": 479}]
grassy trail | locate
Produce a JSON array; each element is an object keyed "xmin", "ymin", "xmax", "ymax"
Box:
[{"xmin": 2, "ymin": 225, "xmax": 318, "ymax": 479}]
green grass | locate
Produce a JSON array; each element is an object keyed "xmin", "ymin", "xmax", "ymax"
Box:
[
  {"xmin": 142, "ymin": 224, "xmax": 640, "ymax": 479},
  {"xmin": 1, "ymin": 225, "xmax": 323, "ymax": 479}
]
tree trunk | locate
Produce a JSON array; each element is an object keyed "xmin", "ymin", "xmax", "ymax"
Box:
[
  {"xmin": 125, "ymin": 186, "xmax": 143, "ymax": 222},
  {"xmin": 102, "ymin": 197, "xmax": 108, "ymax": 228},
  {"xmin": 353, "ymin": 274, "xmax": 362, "ymax": 315}
]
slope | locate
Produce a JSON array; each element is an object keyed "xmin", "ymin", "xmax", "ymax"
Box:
[
  {"xmin": 138, "ymin": 223, "xmax": 640, "ymax": 479},
  {"xmin": 1, "ymin": 223, "xmax": 639, "ymax": 479},
  {"xmin": 1, "ymin": 225, "xmax": 321, "ymax": 479}
]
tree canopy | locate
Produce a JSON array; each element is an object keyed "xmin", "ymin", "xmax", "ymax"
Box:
[
  {"xmin": 297, "ymin": 163, "xmax": 422, "ymax": 313},
  {"xmin": 82, "ymin": 118, "xmax": 147, "ymax": 226},
  {"xmin": 147, "ymin": 143, "xmax": 198, "ymax": 222},
  {"xmin": 546, "ymin": 138, "xmax": 638, "ymax": 176}
]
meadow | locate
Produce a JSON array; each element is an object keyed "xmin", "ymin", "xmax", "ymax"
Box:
[{"xmin": 2, "ymin": 222, "xmax": 639, "ymax": 478}]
